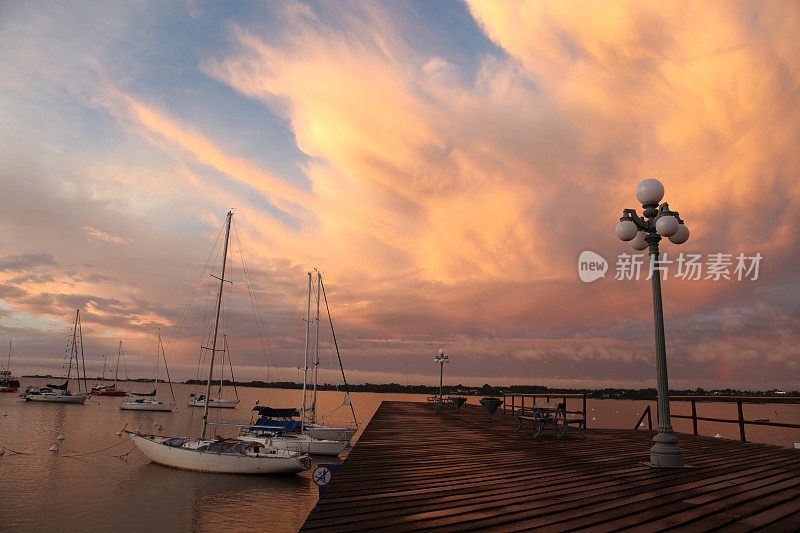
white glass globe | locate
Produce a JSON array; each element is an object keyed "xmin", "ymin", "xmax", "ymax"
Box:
[
  {"xmin": 656, "ymin": 215, "xmax": 679, "ymax": 237},
  {"xmin": 630, "ymin": 231, "xmax": 648, "ymax": 250},
  {"xmin": 615, "ymin": 220, "xmax": 638, "ymax": 241},
  {"xmin": 668, "ymin": 224, "xmax": 690, "ymax": 244},
  {"xmin": 636, "ymin": 178, "xmax": 665, "ymax": 204}
]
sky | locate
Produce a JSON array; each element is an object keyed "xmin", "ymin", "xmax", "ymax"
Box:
[{"xmin": 0, "ymin": 1, "xmax": 798, "ymax": 390}]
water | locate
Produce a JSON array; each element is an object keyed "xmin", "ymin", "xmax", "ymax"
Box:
[{"xmin": 1, "ymin": 385, "xmax": 798, "ymax": 531}]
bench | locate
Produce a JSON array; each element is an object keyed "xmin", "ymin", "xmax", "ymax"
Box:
[
  {"xmin": 515, "ymin": 402, "xmax": 586, "ymax": 439},
  {"xmin": 428, "ymin": 396, "xmax": 468, "ymax": 412}
]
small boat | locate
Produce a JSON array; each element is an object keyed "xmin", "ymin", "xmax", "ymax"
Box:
[
  {"xmin": 22, "ymin": 386, "xmax": 87, "ymax": 404},
  {"xmin": 22, "ymin": 309, "xmax": 88, "ymax": 404},
  {"xmin": 1, "ymin": 340, "xmax": 20, "ymax": 393},
  {"xmin": 91, "ymin": 342, "xmax": 127, "ymax": 396},
  {"xmin": 187, "ymin": 394, "xmax": 239, "ymax": 409},
  {"xmin": 187, "ymin": 336, "xmax": 239, "ymax": 409},
  {"xmin": 121, "ymin": 331, "xmax": 175, "ymax": 412},
  {"xmin": 128, "ymin": 211, "xmax": 310, "ymax": 474}
]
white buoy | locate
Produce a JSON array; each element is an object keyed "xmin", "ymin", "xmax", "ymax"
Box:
[
  {"xmin": 115, "ymin": 431, "xmax": 122, "ymax": 437},
  {"xmin": 49, "ymin": 444, "xmax": 59, "ymax": 452},
  {"xmin": 56, "ymin": 434, "xmax": 65, "ymax": 441},
  {"xmin": 2, "ymin": 410, "xmax": 6, "ymax": 417},
  {"xmin": 714, "ymin": 433, "xmax": 722, "ymax": 438}
]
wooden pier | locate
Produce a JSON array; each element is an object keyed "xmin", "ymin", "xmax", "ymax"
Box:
[{"xmin": 302, "ymin": 401, "xmax": 800, "ymax": 532}]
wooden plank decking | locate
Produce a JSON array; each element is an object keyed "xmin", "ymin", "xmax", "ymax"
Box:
[{"xmin": 302, "ymin": 401, "xmax": 800, "ymax": 532}]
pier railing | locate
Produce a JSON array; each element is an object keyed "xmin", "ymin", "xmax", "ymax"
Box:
[
  {"xmin": 634, "ymin": 395, "xmax": 800, "ymax": 442},
  {"xmin": 502, "ymin": 393, "xmax": 588, "ymax": 427}
]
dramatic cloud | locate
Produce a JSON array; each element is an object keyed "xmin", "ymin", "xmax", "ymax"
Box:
[{"xmin": 0, "ymin": 1, "xmax": 797, "ymax": 389}]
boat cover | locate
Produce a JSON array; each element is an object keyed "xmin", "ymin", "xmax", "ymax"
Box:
[
  {"xmin": 250, "ymin": 418, "xmax": 300, "ymax": 432},
  {"xmin": 251, "ymin": 406, "xmax": 300, "ymax": 418},
  {"xmin": 132, "ymin": 389, "xmax": 157, "ymax": 397},
  {"xmin": 203, "ymin": 440, "xmax": 257, "ymax": 454},
  {"xmin": 47, "ymin": 381, "xmax": 68, "ymax": 390}
]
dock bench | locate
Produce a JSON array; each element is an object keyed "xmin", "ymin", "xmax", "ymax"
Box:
[{"xmin": 515, "ymin": 402, "xmax": 586, "ymax": 439}]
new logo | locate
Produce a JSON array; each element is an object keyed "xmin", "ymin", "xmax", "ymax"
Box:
[{"xmin": 578, "ymin": 251, "xmax": 608, "ymax": 282}]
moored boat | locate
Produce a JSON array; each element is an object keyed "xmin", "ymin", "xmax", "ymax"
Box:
[
  {"xmin": 1, "ymin": 341, "xmax": 19, "ymax": 393},
  {"xmin": 21, "ymin": 309, "xmax": 89, "ymax": 404},
  {"xmin": 127, "ymin": 211, "xmax": 310, "ymax": 474},
  {"xmin": 120, "ymin": 331, "xmax": 175, "ymax": 412},
  {"xmin": 127, "ymin": 433, "xmax": 309, "ymax": 474}
]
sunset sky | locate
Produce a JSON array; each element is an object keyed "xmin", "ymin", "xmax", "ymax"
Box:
[{"xmin": 1, "ymin": 1, "xmax": 798, "ymax": 390}]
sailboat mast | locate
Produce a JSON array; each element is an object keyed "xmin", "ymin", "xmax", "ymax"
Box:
[
  {"xmin": 301, "ymin": 272, "xmax": 311, "ymax": 431},
  {"xmin": 6, "ymin": 340, "xmax": 10, "ymax": 376},
  {"xmin": 114, "ymin": 341, "xmax": 122, "ymax": 385},
  {"xmin": 312, "ymin": 271, "xmax": 321, "ymax": 425},
  {"xmin": 153, "ymin": 330, "xmax": 160, "ymax": 391},
  {"xmin": 201, "ymin": 210, "xmax": 232, "ymax": 440},
  {"xmin": 66, "ymin": 308, "xmax": 79, "ymax": 386},
  {"xmin": 78, "ymin": 310, "xmax": 87, "ymax": 394}
]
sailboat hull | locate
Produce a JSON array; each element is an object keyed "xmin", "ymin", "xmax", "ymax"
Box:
[
  {"xmin": 245, "ymin": 434, "xmax": 348, "ymax": 456},
  {"xmin": 304, "ymin": 425, "xmax": 357, "ymax": 442},
  {"xmin": 24, "ymin": 393, "xmax": 87, "ymax": 404},
  {"xmin": 187, "ymin": 399, "xmax": 239, "ymax": 409},
  {"xmin": 120, "ymin": 401, "xmax": 174, "ymax": 412},
  {"xmin": 130, "ymin": 434, "xmax": 310, "ymax": 474}
]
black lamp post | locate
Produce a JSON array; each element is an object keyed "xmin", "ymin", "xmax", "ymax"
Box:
[
  {"xmin": 434, "ymin": 349, "xmax": 449, "ymax": 400},
  {"xmin": 616, "ymin": 178, "xmax": 689, "ymax": 467}
]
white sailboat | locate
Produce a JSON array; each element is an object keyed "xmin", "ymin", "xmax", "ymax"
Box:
[
  {"xmin": 21, "ymin": 309, "xmax": 89, "ymax": 404},
  {"xmin": 303, "ymin": 271, "xmax": 358, "ymax": 443},
  {"xmin": 243, "ymin": 272, "xmax": 357, "ymax": 449},
  {"xmin": 188, "ymin": 336, "xmax": 239, "ymax": 409},
  {"xmin": 120, "ymin": 331, "xmax": 175, "ymax": 412},
  {"xmin": 126, "ymin": 210, "xmax": 310, "ymax": 474},
  {"xmin": 91, "ymin": 341, "xmax": 127, "ymax": 396}
]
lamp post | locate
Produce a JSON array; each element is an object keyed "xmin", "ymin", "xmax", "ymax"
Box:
[
  {"xmin": 434, "ymin": 349, "xmax": 450, "ymax": 400},
  {"xmin": 616, "ymin": 178, "xmax": 689, "ymax": 468}
]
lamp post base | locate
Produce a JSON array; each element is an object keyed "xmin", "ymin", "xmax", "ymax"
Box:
[{"xmin": 649, "ymin": 432, "xmax": 684, "ymax": 467}]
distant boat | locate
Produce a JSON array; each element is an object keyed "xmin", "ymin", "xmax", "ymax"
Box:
[
  {"xmin": 126, "ymin": 211, "xmax": 310, "ymax": 474},
  {"xmin": 22, "ymin": 309, "xmax": 88, "ymax": 404},
  {"xmin": 120, "ymin": 331, "xmax": 175, "ymax": 412},
  {"xmin": 91, "ymin": 341, "xmax": 127, "ymax": 396},
  {"xmin": 1, "ymin": 340, "xmax": 20, "ymax": 393},
  {"xmin": 187, "ymin": 336, "xmax": 239, "ymax": 409}
]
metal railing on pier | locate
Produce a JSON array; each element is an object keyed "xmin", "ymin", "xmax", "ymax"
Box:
[
  {"xmin": 634, "ymin": 395, "xmax": 800, "ymax": 441},
  {"xmin": 502, "ymin": 393, "xmax": 588, "ymax": 428}
]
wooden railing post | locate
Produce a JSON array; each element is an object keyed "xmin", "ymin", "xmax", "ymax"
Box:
[
  {"xmin": 737, "ymin": 400, "xmax": 746, "ymax": 441},
  {"xmin": 648, "ymin": 405, "xmax": 652, "ymax": 430},
  {"xmin": 583, "ymin": 394, "xmax": 587, "ymax": 429},
  {"xmin": 511, "ymin": 395, "xmax": 515, "ymax": 415},
  {"xmin": 691, "ymin": 399, "xmax": 698, "ymax": 435}
]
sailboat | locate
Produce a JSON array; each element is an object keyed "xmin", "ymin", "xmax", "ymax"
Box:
[
  {"xmin": 0, "ymin": 340, "xmax": 20, "ymax": 393},
  {"xmin": 21, "ymin": 309, "xmax": 88, "ymax": 404},
  {"xmin": 302, "ymin": 271, "xmax": 358, "ymax": 442},
  {"xmin": 120, "ymin": 331, "xmax": 176, "ymax": 412},
  {"xmin": 91, "ymin": 341, "xmax": 127, "ymax": 396},
  {"xmin": 247, "ymin": 271, "xmax": 357, "ymax": 445},
  {"xmin": 187, "ymin": 337, "xmax": 239, "ymax": 409},
  {"xmin": 126, "ymin": 210, "xmax": 310, "ymax": 474}
]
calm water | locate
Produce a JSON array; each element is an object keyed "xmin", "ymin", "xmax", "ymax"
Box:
[{"xmin": 1, "ymin": 383, "xmax": 798, "ymax": 531}]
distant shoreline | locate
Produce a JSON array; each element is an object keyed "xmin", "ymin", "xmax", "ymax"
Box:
[{"xmin": 21, "ymin": 375, "xmax": 796, "ymax": 400}]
